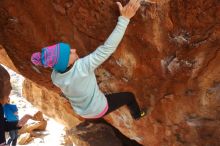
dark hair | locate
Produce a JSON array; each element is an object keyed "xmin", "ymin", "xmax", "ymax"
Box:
[{"xmin": 0, "ymin": 65, "xmax": 10, "ymax": 99}]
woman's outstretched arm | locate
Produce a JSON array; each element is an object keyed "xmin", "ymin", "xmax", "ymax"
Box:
[{"xmin": 79, "ymin": 0, "xmax": 141, "ymax": 73}]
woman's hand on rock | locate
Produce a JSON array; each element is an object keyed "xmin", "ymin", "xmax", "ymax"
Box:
[{"xmin": 117, "ymin": 0, "xmax": 141, "ymax": 19}]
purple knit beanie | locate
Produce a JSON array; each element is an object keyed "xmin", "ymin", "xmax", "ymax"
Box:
[{"xmin": 31, "ymin": 43, "xmax": 70, "ymax": 72}]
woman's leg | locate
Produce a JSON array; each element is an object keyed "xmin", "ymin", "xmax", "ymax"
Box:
[
  {"xmin": 7, "ymin": 130, "xmax": 15, "ymax": 145},
  {"xmin": 104, "ymin": 92, "xmax": 142, "ymax": 119},
  {"xmin": 11, "ymin": 130, "xmax": 18, "ymax": 146}
]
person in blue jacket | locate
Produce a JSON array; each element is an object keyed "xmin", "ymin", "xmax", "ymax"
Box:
[
  {"xmin": 0, "ymin": 65, "xmax": 33, "ymax": 146},
  {"xmin": 3, "ymin": 99, "xmax": 19, "ymax": 146},
  {"xmin": 3, "ymin": 99, "xmax": 33, "ymax": 146},
  {"xmin": 31, "ymin": 0, "xmax": 146, "ymax": 120},
  {"xmin": 0, "ymin": 65, "xmax": 19, "ymax": 146}
]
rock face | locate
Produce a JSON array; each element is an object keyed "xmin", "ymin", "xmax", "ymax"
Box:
[
  {"xmin": 22, "ymin": 79, "xmax": 81, "ymax": 128},
  {"xmin": 18, "ymin": 111, "xmax": 48, "ymax": 145},
  {"xmin": 66, "ymin": 119, "xmax": 142, "ymax": 146},
  {"xmin": 0, "ymin": 0, "xmax": 220, "ymax": 145}
]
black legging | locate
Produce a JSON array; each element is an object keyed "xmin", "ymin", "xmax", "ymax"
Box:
[{"xmin": 104, "ymin": 92, "xmax": 141, "ymax": 119}]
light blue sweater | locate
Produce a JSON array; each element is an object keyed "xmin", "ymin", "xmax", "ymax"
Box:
[{"xmin": 51, "ymin": 16, "xmax": 130, "ymax": 118}]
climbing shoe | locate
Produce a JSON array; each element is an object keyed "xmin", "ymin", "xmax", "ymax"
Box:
[
  {"xmin": 140, "ymin": 110, "xmax": 146, "ymax": 117},
  {"xmin": 134, "ymin": 109, "xmax": 147, "ymax": 120}
]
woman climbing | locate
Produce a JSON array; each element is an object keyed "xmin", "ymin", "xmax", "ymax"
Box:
[{"xmin": 31, "ymin": 0, "xmax": 146, "ymax": 120}]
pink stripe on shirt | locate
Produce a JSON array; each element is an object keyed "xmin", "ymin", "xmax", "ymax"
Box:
[{"xmin": 84, "ymin": 104, "xmax": 109, "ymax": 119}]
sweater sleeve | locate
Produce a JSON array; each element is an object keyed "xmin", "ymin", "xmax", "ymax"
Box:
[{"xmin": 79, "ymin": 16, "xmax": 130, "ymax": 73}]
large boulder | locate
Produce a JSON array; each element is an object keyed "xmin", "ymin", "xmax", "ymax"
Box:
[
  {"xmin": 0, "ymin": 0, "xmax": 220, "ymax": 145},
  {"xmin": 66, "ymin": 119, "xmax": 142, "ymax": 146}
]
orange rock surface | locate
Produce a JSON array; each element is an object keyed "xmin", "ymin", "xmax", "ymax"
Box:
[{"xmin": 0, "ymin": 0, "xmax": 220, "ymax": 145}]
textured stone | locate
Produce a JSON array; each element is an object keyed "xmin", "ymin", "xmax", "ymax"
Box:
[
  {"xmin": 0, "ymin": 0, "xmax": 220, "ymax": 145},
  {"xmin": 22, "ymin": 79, "xmax": 82, "ymax": 128},
  {"xmin": 66, "ymin": 119, "xmax": 142, "ymax": 146},
  {"xmin": 19, "ymin": 111, "xmax": 47, "ymax": 134},
  {"xmin": 17, "ymin": 133, "xmax": 33, "ymax": 145}
]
